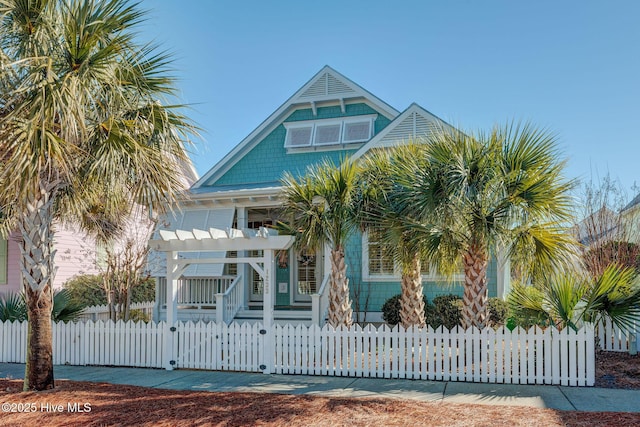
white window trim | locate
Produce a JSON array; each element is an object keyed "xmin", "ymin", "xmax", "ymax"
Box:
[
  {"xmin": 284, "ymin": 123, "xmax": 313, "ymax": 148},
  {"xmin": 284, "ymin": 114, "xmax": 377, "ymax": 150},
  {"xmin": 362, "ymin": 231, "xmax": 398, "ymax": 282},
  {"xmin": 361, "ymin": 232, "xmax": 464, "ymax": 282},
  {"xmin": 313, "ymin": 123, "xmax": 342, "ymax": 146}
]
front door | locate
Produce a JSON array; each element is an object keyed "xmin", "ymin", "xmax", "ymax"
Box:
[
  {"xmin": 248, "ymin": 250, "xmax": 264, "ymax": 303},
  {"xmin": 293, "ymin": 248, "xmax": 322, "ymax": 303}
]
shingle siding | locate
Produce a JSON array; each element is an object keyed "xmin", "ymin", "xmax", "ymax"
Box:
[
  {"xmin": 209, "ymin": 103, "xmax": 392, "ymax": 187},
  {"xmin": 345, "ymin": 231, "xmax": 499, "ymax": 312}
]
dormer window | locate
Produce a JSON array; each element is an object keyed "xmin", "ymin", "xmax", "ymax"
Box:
[
  {"xmin": 343, "ymin": 121, "xmax": 371, "ymax": 143},
  {"xmin": 314, "ymin": 123, "xmax": 341, "ymax": 145},
  {"xmin": 286, "ymin": 126, "xmax": 313, "ymax": 147},
  {"xmin": 284, "ymin": 114, "xmax": 377, "ymax": 150}
]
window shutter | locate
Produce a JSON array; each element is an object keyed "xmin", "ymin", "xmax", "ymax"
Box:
[
  {"xmin": 286, "ymin": 127, "xmax": 313, "ymax": 147},
  {"xmin": 343, "ymin": 121, "xmax": 371, "ymax": 142},
  {"xmin": 314, "ymin": 123, "xmax": 341, "ymax": 145}
]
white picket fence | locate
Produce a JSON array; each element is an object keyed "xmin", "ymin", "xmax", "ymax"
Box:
[
  {"xmin": 0, "ymin": 320, "xmax": 596, "ymax": 386},
  {"xmin": 173, "ymin": 321, "xmax": 264, "ymax": 371},
  {"xmin": 273, "ymin": 324, "xmax": 595, "ymax": 386},
  {"xmin": 597, "ymin": 318, "xmax": 639, "ymax": 352},
  {"xmin": 76, "ymin": 302, "xmax": 155, "ymax": 322},
  {"xmin": 0, "ymin": 320, "xmax": 165, "ymax": 368}
]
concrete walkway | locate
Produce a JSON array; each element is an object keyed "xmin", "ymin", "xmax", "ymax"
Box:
[{"xmin": 2, "ymin": 363, "xmax": 639, "ymax": 413}]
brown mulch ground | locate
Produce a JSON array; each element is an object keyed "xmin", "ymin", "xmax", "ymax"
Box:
[
  {"xmin": 0, "ymin": 351, "xmax": 637, "ymax": 427},
  {"xmin": 1, "ymin": 379, "xmax": 639, "ymax": 427},
  {"xmin": 595, "ymin": 350, "xmax": 640, "ymax": 389}
]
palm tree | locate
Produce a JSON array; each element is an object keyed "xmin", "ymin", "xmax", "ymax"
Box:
[
  {"xmin": 279, "ymin": 159, "xmax": 359, "ymax": 328},
  {"xmin": 395, "ymin": 123, "xmax": 576, "ymax": 329},
  {"xmin": 357, "ymin": 144, "xmax": 429, "ymax": 328},
  {"xmin": 0, "ymin": 0, "xmax": 195, "ymax": 390}
]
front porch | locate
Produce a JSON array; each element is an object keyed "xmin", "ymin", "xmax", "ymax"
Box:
[
  {"xmin": 153, "ymin": 275, "xmax": 330, "ymax": 325},
  {"xmin": 150, "ymin": 227, "xmax": 331, "ymax": 330}
]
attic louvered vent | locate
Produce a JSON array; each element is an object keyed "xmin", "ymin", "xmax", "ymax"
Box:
[
  {"xmin": 300, "ymin": 72, "xmax": 357, "ymax": 99},
  {"xmin": 300, "ymin": 73, "xmax": 328, "ymax": 98},
  {"xmin": 284, "ymin": 115, "xmax": 377, "ymax": 149},
  {"xmin": 415, "ymin": 114, "xmax": 432, "ymax": 136},
  {"xmin": 327, "ymin": 75, "xmax": 355, "ymax": 95}
]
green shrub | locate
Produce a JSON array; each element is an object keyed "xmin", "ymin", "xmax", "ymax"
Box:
[
  {"xmin": 487, "ymin": 297, "xmax": 509, "ymax": 327},
  {"xmin": 381, "ymin": 293, "xmax": 463, "ymax": 329},
  {"xmin": 63, "ymin": 274, "xmax": 106, "ymax": 307},
  {"xmin": 127, "ymin": 309, "xmax": 151, "ymax": 323},
  {"xmin": 431, "ymin": 294, "xmax": 462, "ymax": 330},
  {"xmin": 63, "ymin": 274, "xmax": 156, "ymax": 308},
  {"xmin": 132, "ymin": 277, "xmax": 156, "ymax": 303},
  {"xmin": 381, "ymin": 294, "xmax": 401, "ymax": 326},
  {"xmin": 381, "ymin": 294, "xmax": 430, "ymax": 326}
]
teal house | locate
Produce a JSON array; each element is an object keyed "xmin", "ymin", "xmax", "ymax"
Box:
[{"xmin": 153, "ymin": 66, "xmax": 510, "ymax": 324}]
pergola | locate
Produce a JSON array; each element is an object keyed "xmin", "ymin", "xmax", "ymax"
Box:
[{"xmin": 150, "ymin": 226, "xmax": 295, "ymax": 371}]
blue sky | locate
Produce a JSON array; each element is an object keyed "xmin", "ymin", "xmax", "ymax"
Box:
[{"xmin": 142, "ymin": 0, "xmax": 639, "ymax": 197}]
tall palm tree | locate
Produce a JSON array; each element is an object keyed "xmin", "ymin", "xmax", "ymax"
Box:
[
  {"xmin": 279, "ymin": 159, "xmax": 359, "ymax": 328},
  {"xmin": 0, "ymin": 0, "xmax": 195, "ymax": 390},
  {"xmin": 357, "ymin": 144, "xmax": 429, "ymax": 328},
  {"xmin": 395, "ymin": 123, "xmax": 576, "ymax": 329}
]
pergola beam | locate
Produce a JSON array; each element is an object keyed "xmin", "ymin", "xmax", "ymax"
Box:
[{"xmin": 150, "ymin": 235, "xmax": 294, "ymax": 252}]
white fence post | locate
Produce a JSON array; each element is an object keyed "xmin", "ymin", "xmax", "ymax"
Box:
[
  {"xmin": 164, "ymin": 251, "xmax": 179, "ymax": 370},
  {"xmin": 261, "ymin": 250, "xmax": 275, "ymax": 374},
  {"xmin": 215, "ymin": 293, "xmax": 224, "ymax": 324}
]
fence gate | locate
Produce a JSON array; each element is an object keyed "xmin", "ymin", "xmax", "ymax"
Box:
[{"xmin": 172, "ymin": 321, "xmax": 264, "ymax": 371}]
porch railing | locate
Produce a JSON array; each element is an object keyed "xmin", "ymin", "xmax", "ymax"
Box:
[
  {"xmin": 216, "ymin": 274, "xmax": 243, "ymax": 324},
  {"xmin": 156, "ymin": 276, "xmax": 236, "ymax": 308},
  {"xmin": 311, "ymin": 273, "xmax": 330, "ymax": 326}
]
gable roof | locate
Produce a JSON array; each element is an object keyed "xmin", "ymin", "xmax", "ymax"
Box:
[
  {"xmin": 622, "ymin": 193, "xmax": 640, "ymax": 212},
  {"xmin": 193, "ymin": 66, "xmax": 400, "ymax": 190},
  {"xmin": 351, "ymin": 103, "xmax": 452, "ymax": 160}
]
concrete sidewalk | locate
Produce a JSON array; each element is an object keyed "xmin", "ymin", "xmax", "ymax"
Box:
[{"xmin": 2, "ymin": 363, "xmax": 639, "ymax": 413}]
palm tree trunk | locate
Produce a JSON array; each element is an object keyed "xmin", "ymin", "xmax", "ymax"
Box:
[
  {"xmin": 400, "ymin": 254, "xmax": 425, "ymax": 328},
  {"xmin": 462, "ymin": 244, "xmax": 489, "ymax": 329},
  {"xmin": 19, "ymin": 184, "xmax": 56, "ymax": 391},
  {"xmin": 327, "ymin": 247, "xmax": 353, "ymax": 328}
]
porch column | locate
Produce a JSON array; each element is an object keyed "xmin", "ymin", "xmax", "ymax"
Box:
[
  {"xmin": 236, "ymin": 206, "xmax": 247, "ymax": 310},
  {"xmin": 164, "ymin": 251, "xmax": 179, "ymax": 370},
  {"xmin": 496, "ymin": 247, "xmax": 511, "ymax": 300},
  {"xmin": 262, "ymin": 249, "xmax": 275, "ymax": 374}
]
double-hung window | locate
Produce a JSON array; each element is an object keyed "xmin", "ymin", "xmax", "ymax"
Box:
[
  {"xmin": 362, "ymin": 228, "xmax": 396, "ymax": 280},
  {"xmin": 362, "ymin": 228, "xmax": 463, "ymax": 281}
]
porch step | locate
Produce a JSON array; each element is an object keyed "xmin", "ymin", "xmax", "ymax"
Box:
[{"xmin": 234, "ymin": 309, "xmax": 313, "ymax": 326}]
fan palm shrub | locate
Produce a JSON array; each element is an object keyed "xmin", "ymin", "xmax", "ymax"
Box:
[
  {"xmin": 0, "ymin": 290, "xmax": 84, "ymax": 322},
  {"xmin": 508, "ymin": 264, "xmax": 640, "ymax": 331},
  {"xmin": 0, "ymin": 293, "xmax": 27, "ymax": 322}
]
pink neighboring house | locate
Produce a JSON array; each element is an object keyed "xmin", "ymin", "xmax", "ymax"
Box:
[
  {"xmin": 1, "ymin": 224, "xmax": 102, "ymax": 296},
  {"xmin": 0, "ymin": 158, "xmax": 198, "ymax": 297}
]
